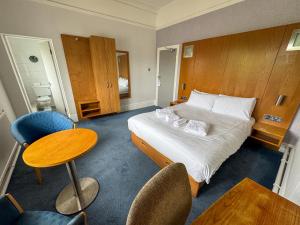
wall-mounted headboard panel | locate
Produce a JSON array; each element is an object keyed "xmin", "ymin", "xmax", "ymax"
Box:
[{"xmin": 179, "ymin": 23, "xmax": 300, "ymax": 129}]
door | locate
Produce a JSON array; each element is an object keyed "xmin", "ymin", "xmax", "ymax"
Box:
[
  {"xmin": 104, "ymin": 37, "xmax": 120, "ymax": 112},
  {"xmin": 157, "ymin": 48, "xmax": 177, "ymax": 107},
  {"xmin": 4, "ymin": 35, "xmax": 68, "ymax": 114},
  {"xmin": 90, "ymin": 36, "xmax": 120, "ymax": 114}
]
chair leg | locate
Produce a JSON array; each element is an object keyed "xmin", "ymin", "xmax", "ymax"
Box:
[{"xmin": 34, "ymin": 168, "xmax": 43, "ymax": 184}]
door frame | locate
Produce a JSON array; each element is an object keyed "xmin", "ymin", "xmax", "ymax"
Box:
[
  {"xmin": 155, "ymin": 44, "xmax": 181, "ymax": 106},
  {"xmin": 1, "ymin": 33, "xmax": 70, "ymax": 116}
]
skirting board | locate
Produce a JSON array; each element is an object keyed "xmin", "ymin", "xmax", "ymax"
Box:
[
  {"xmin": 0, "ymin": 143, "xmax": 21, "ymax": 195},
  {"xmin": 121, "ymin": 100, "xmax": 155, "ymax": 112}
]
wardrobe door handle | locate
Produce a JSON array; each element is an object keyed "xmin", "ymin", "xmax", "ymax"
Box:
[
  {"xmin": 110, "ymin": 82, "xmax": 113, "ymax": 88},
  {"xmin": 107, "ymin": 81, "xmax": 109, "ymax": 88}
]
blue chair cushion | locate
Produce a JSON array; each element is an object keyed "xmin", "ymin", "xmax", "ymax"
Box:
[
  {"xmin": 0, "ymin": 195, "xmax": 21, "ymax": 225},
  {"xmin": 11, "ymin": 111, "xmax": 73, "ymax": 145},
  {"xmin": 16, "ymin": 211, "xmax": 71, "ymax": 225}
]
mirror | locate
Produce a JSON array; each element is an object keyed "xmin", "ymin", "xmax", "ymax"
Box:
[{"xmin": 116, "ymin": 50, "xmax": 130, "ymax": 98}]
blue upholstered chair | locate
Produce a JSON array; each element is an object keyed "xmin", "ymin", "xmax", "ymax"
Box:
[
  {"xmin": 10, "ymin": 111, "xmax": 74, "ymax": 184},
  {"xmin": 0, "ymin": 194, "xmax": 86, "ymax": 225}
]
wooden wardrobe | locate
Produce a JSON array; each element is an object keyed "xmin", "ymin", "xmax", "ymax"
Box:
[{"xmin": 61, "ymin": 34, "xmax": 120, "ymax": 120}]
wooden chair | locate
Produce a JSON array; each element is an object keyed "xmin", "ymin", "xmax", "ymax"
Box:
[
  {"xmin": 126, "ymin": 163, "xmax": 192, "ymax": 225},
  {"xmin": 10, "ymin": 111, "xmax": 75, "ymax": 184}
]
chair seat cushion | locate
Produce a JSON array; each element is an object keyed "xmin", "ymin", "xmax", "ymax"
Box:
[{"xmin": 16, "ymin": 211, "xmax": 71, "ymax": 225}]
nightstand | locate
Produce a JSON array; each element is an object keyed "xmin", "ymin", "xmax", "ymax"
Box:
[
  {"xmin": 170, "ymin": 99, "xmax": 187, "ymax": 106},
  {"xmin": 250, "ymin": 122, "xmax": 287, "ymax": 150}
]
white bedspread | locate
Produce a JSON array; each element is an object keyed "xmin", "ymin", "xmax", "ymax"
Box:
[{"xmin": 128, "ymin": 104, "xmax": 255, "ymax": 183}]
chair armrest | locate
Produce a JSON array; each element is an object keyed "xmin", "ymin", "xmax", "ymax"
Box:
[{"xmin": 67, "ymin": 212, "xmax": 87, "ymax": 225}]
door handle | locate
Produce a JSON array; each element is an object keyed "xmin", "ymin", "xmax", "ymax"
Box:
[
  {"xmin": 107, "ymin": 81, "xmax": 109, "ymax": 88},
  {"xmin": 110, "ymin": 82, "xmax": 112, "ymax": 88}
]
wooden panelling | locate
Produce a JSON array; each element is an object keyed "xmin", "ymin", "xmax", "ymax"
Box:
[
  {"xmin": 220, "ymin": 26, "xmax": 286, "ymax": 118},
  {"xmin": 61, "ymin": 34, "xmax": 97, "ymax": 119},
  {"xmin": 178, "ymin": 23, "xmax": 300, "ymax": 130},
  {"xmin": 258, "ymin": 23, "xmax": 300, "ymax": 129},
  {"xmin": 179, "ymin": 42, "xmax": 196, "ymax": 98},
  {"xmin": 192, "ymin": 36, "xmax": 231, "ymax": 95}
]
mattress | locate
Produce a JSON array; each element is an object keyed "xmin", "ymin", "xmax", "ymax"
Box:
[{"xmin": 128, "ymin": 103, "xmax": 255, "ymax": 183}]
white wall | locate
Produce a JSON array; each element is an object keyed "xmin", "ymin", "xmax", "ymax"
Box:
[
  {"xmin": 0, "ymin": 80, "xmax": 16, "ymax": 122},
  {"xmin": 0, "ymin": 0, "xmax": 156, "ymax": 119}
]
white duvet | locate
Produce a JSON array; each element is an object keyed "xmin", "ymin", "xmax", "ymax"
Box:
[{"xmin": 128, "ymin": 103, "xmax": 254, "ymax": 183}]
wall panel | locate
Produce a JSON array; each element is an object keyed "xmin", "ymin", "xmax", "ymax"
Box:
[{"xmin": 179, "ymin": 23, "xmax": 300, "ymax": 130}]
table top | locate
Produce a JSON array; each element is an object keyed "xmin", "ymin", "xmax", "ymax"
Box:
[
  {"xmin": 192, "ymin": 178, "xmax": 300, "ymax": 225},
  {"xmin": 23, "ymin": 128, "xmax": 98, "ymax": 168}
]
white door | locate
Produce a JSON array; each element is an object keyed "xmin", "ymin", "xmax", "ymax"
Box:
[{"xmin": 157, "ymin": 48, "xmax": 177, "ymax": 107}]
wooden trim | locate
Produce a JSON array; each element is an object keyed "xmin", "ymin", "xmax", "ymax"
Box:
[
  {"xmin": 131, "ymin": 132, "xmax": 203, "ymax": 197},
  {"xmin": 6, "ymin": 193, "xmax": 24, "ymax": 214}
]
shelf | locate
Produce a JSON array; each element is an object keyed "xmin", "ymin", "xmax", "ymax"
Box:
[
  {"xmin": 78, "ymin": 100, "xmax": 101, "ymax": 119},
  {"xmin": 82, "ymin": 110, "xmax": 101, "ymax": 118},
  {"xmin": 250, "ymin": 122, "xmax": 287, "ymax": 150},
  {"xmin": 81, "ymin": 107, "xmax": 100, "ymax": 112},
  {"xmin": 252, "ymin": 123, "xmax": 286, "ymax": 138}
]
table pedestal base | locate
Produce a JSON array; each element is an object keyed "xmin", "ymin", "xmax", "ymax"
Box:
[{"xmin": 56, "ymin": 177, "xmax": 99, "ymax": 215}]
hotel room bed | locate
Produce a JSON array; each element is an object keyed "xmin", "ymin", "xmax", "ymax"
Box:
[{"xmin": 128, "ymin": 103, "xmax": 255, "ymax": 196}]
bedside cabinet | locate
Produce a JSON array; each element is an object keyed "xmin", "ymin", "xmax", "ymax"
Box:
[
  {"xmin": 170, "ymin": 99, "xmax": 187, "ymax": 106},
  {"xmin": 250, "ymin": 122, "xmax": 287, "ymax": 150}
]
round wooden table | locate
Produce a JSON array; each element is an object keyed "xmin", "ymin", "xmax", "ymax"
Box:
[{"xmin": 23, "ymin": 128, "xmax": 99, "ymax": 215}]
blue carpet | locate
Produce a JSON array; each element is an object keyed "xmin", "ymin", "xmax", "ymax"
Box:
[{"xmin": 7, "ymin": 106, "xmax": 283, "ymax": 225}]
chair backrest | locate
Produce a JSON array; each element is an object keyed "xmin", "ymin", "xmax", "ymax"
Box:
[
  {"xmin": 10, "ymin": 111, "xmax": 73, "ymax": 145},
  {"xmin": 0, "ymin": 194, "xmax": 22, "ymax": 225},
  {"xmin": 126, "ymin": 163, "xmax": 192, "ymax": 225}
]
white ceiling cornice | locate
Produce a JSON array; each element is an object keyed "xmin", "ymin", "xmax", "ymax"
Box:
[
  {"xmin": 156, "ymin": 0, "xmax": 245, "ymax": 30},
  {"xmin": 27, "ymin": 0, "xmax": 245, "ymax": 30},
  {"xmin": 28, "ymin": 0, "xmax": 157, "ymax": 29},
  {"xmin": 113, "ymin": 0, "xmax": 157, "ymax": 14}
]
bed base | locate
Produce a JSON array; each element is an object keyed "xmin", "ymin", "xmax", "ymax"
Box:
[{"xmin": 131, "ymin": 132, "xmax": 203, "ymax": 197}]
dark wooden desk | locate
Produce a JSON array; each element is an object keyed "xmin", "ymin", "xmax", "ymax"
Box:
[{"xmin": 192, "ymin": 178, "xmax": 300, "ymax": 225}]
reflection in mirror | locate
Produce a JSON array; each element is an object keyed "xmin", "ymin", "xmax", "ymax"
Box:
[{"xmin": 116, "ymin": 50, "xmax": 130, "ymax": 98}]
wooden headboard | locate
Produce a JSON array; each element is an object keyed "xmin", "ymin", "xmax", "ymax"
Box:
[{"xmin": 179, "ymin": 23, "xmax": 300, "ymax": 130}]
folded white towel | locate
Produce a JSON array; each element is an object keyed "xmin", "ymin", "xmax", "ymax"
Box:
[
  {"xmin": 184, "ymin": 120, "xmax": 209, "ymax": 136},
  {"xmin": 155, "ymin": 108, "xmax": 173, "ymax": 119},
  {"xmin": 173, "ymin": 118, "xmax": 187, "ymax": 127},
  {"xmin": 165, "ymin": 113, "xmax": 180, "ymax": 123}
]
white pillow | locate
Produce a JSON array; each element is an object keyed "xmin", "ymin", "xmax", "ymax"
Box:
[
  {"xmin": 212, "ymin": 95, "xmax": 256, "ymax": 120},
  {"xmin": 186, "ymin": 91, "xmax": 219, "ymax": 111}
]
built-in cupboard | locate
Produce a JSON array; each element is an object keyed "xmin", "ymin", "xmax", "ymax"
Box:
[{"xmin": 61, "ymin": 34, "xmax": 120, "ymax": 120}]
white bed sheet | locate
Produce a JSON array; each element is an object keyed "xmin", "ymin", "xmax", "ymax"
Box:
[{"xmin": 128, "ymin": 103, "xmax": 255, "ymax": 183}]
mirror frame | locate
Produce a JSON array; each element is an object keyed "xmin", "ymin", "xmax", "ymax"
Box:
[{"xmin": 116, "ymin": 50, "xmax": 131, "ymax": 99}]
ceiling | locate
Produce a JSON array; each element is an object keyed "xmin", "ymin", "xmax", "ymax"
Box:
[
  {"xmin": 120, "ymin": 0, "xmax": 175, "ymax": 12},
  {"xmin": 30, "ymin": 0, "xmax": 244, "ymax": 30}
]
